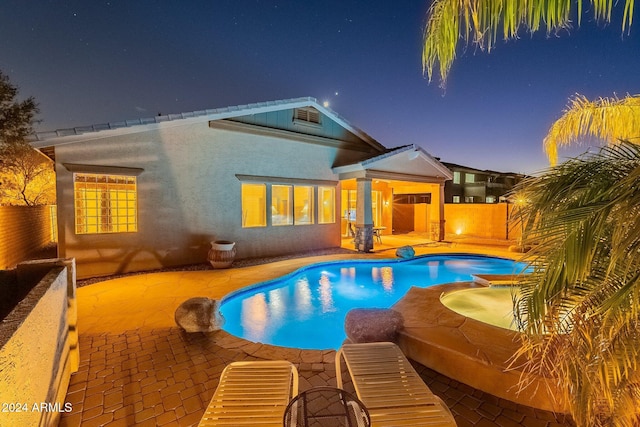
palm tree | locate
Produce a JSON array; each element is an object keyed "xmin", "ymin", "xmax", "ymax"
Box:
[
  {"xmin": 423, "ymin": 0, "xmax": 635, "ymax": 88},
  {"xmin": 513, "ymin": 142, "xmax": 640, "ymax": 426},
  {"xmin": 420, "ymin": 4, "xmax": 640, "ymax": 424}
]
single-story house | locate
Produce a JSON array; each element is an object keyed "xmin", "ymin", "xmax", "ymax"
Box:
[{"xmin": 31, "ymin": 97, "xmax": 452, "ymax": 278}]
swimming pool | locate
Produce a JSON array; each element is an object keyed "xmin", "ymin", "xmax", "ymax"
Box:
[{"xmin": 220, "ymin": 254, "xmax": 526, "ymax": 350}]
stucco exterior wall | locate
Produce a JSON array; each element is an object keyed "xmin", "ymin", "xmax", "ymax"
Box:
[
  {"xmin": 0, "ymin": 259, "xmax": 77, "ymax": 427},
  {"xmin": 444, "ymin": 202, "xmax": 520, "ymax": 240},
  {"xmin": 0, "ymin": 205, "xmax": 56, "ymax": 269},
  {"xmin": 53, "ymin": 121, "xmax": 365, "ymax": 277}
]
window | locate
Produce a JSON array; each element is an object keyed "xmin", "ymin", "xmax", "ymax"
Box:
[
  {"xmin": 453, "ymin": 195, "xmax": 460, "ymax": 203},
  {"xmin": 453, "ymin": 171, "xmax": 461, "ymax": 184},
  {"xmin": 342, "ymin": 190, "xmax": 357, "ymax": 222},
  {"xmin": 242, "ymin": 183, "xmax": 266, "ymax": 227},
  {"xmin": 74, "ymin": 173, "xmax": 137, "ymax": 234},
  {"xmin": 240, "ymin": 179, "xmax": 336, "ymax": 227},
  {"xmin": 465, "ymin": 196, "xmax": 474, "ymax": 203},
  {"xmin": 293, "ymin": 107, "xmax": 321, "ymax": 125},
  {"xmin": 465, "ymin": 173, "xmax": 475, "ymax": 183},
  {"xmin": 294, "ymin": 186, "xmax": 314, "ymax": 224},
  {"xmin": 486, "ymin": 196, "xmax": 495, "ymax": 203},
  {"xmin": 272, "ymin": 185, "xmax": 293, "ymax": 225},
  {"xmin": 318, "ymin": 186, "xmax": 335, "ymax": 224}
]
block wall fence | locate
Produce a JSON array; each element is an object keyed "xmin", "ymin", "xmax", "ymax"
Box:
[
  {"xmin": 0, "ymin": 205, "xmax": 56, "ymax": 269},
  {"xmin": 444, "ymin": 203, "xmax": 521, "ymax": 241},
  {"xmin": 0, "ymin": 203, "xmax": 518, "ymax": 271}
]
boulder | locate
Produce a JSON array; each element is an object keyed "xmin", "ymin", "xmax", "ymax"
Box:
[
  {"xmin": 345, "ymin": 308, "xmax": 404, "ymax": 343},
  {"xmin": 175, "ymin": 297, "xmax": 225, "ymax": 333},
  {"xmin": 396, "ymin": 245, "xmax": 415, "ymax": 259}
]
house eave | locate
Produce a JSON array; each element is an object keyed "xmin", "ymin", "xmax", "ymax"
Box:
[
  {"xmin": 210, "ymin": 120, "xmax": 377, "ymax": 153},
  {"xmin": 336, "ymin": 169, "xmax": 448, "ymax": 184}
]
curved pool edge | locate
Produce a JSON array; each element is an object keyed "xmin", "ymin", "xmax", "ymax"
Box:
[
  {"xmin": 213, "ymin": 328, "xmax": 337, "ymax": 362},
  {"xmin": 220, "ymin": 252, "xmax": 521, "ymax": 304},
  {"xmin": 392, "ymin": 282, "xmax": 570, "ymax": 414}
]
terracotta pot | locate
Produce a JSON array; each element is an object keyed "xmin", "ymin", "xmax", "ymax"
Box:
[{"xmin": 208, "ymin": 240, "xmax": 236, "ymax": 269}]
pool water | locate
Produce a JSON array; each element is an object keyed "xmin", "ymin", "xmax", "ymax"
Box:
[{"xmin": 220, "ymin": 254, "xmax": 526, "ymax": 350}]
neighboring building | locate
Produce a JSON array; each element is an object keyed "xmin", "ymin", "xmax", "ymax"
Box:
[
  {"xmin": 441, "ymin": 162, "xmax": 526, "ymax": 204},
  {"xmin": 31, "ymin": 98, "xmax": 451, "ymax": 278}
]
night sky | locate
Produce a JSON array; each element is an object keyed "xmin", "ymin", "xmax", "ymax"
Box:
[{"xmin": 1, "ymin": 1, "xmax": 638, "ymax": 174}]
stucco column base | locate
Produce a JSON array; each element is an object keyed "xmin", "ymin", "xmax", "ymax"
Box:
[
  {"xmin": 354, "ymin": 224, "xmax": 373, "ymax": 252},
  {"xmin": 430, "ymin": 219, "xmax": 446, "ymax": 241}
]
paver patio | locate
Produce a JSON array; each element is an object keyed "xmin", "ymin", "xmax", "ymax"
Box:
[{"xmin": 58, "ymin": 240, "xmax": 575, "ymax": 426}]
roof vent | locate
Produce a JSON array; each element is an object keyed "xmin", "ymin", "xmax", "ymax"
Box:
[{"xmin": 294, "ymin": 107, "xmax": 321, "ymax": 125}]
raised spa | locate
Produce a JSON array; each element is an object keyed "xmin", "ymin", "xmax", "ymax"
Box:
[
  {"xmin": 220, "ymin": 254, "xmax": 526, "ymax": 349},
  {"xmin": 439, "ymin": 286, "xmax": 521, "ymax": 330}
]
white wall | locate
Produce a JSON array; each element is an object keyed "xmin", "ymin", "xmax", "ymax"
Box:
[{"xmin": 54, "ymin": 121, "xmax": 367, "ymax": 277}]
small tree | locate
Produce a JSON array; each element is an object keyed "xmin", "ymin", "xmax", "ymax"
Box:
[
  {"xmin": 0, "ymin": 70, "xmax": 54, "ymax": 206},
  {"xmin": 0, "ymin": 71, "xmax": 38, "ymax": 147},
  {"xmin": 0, "ymin": 144, "xmax": 55, "ymax": 206}
]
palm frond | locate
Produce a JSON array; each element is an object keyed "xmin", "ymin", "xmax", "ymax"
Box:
[
  {"xmin": 544, "ymin": 94, "xmax": 640, "ymax": 165},
  {"xmin": 423, "ymin": 0, "xmax": 635, "ymax": 88},
  {"xmin": 512, "ymin": 142, "xmax": 640, "ymax": 424}
]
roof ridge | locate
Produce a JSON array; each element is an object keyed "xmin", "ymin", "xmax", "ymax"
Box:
[
  {"xmin": 29, "ymin": 96, "xmax": 318, "ymax": 141},
  {"xmin": 361, "ymin": 144, "xmax": 415, "ymax": 165}
]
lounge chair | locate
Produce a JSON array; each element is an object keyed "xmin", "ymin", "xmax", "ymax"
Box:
[
  {"xmin": 198, "ymin": 360, "xmax": 299, "ymax": 427},
  {"xmin": 335, "ymin": 342, "xmax": 457, "ymax": 426}
]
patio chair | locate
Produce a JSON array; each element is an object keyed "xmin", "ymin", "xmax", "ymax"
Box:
[
  {"xmin": 336, "ymin": 342, "xmax": 457, "ymax": 426},
  {"xmin": 373, "ymin": 227, "xmax": 383, "ymax": 244},
  {"xmin": 198, "ymin": 360, "xmax": 299, "ymax": 427}
]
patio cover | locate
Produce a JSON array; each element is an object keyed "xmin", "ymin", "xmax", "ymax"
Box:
[
  {"xmin": 333, "ymin": 145, "xmax": 452, "ymax": 250},
  {"xmin": 332, "ymin": 144, "xmax": 452, "ymax": 183}
]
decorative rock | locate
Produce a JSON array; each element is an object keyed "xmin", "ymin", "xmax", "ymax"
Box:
[
  {"xmin": 175, "ymin": 297, "xmax": 225, "ymax": 333},
  {"xmin": 345, "ymin": 308, "xmax": 404, "ymax": 343},
  {"xmin": 396, "ymin": 245, "xmax": 415, "ymax": 259}
]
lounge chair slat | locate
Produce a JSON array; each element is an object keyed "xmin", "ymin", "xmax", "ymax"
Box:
[
  {"xmin": 198, "ymin": 360, "xmax": 298, "ymax": 427},
  {"xmin": 336, "ymin": 342, "xmax": 457, "ymax": 426}
]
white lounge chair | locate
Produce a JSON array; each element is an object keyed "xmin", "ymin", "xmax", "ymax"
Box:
[
  {"xmin": 198, "ymin": 360, "xmax": 299, "ymax": 427},
  {"xmin": 336, "ymin": 342, "xmax": 457, "ymax": 426}
]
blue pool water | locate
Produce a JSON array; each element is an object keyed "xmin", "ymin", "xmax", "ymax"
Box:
[{"xmin": 220, "ymin": 254, "xmax": 526, "ymax": 350}]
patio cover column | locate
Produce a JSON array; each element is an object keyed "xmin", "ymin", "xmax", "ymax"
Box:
[
  {"xmin": 355, "ymin": 178, "xmax": 374, "ymax": 252},
  {"xmin": 438, "ymin": 183, "xmax": 445, "ymax": 241}
]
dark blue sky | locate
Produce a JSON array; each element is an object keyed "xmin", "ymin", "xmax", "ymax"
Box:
[{"xmin": 1, "ymin": 0, "xmax": 638, "ymax": 173}]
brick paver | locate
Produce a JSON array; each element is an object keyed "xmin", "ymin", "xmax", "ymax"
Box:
[{"xmin": 59, "ymin": 328, "xmax": 574, "ymax": 427}]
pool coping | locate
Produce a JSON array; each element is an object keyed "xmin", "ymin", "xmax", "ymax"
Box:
[{"xmin": 393, "ymin": 281, "xmax": 570, "ymax": 414}]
